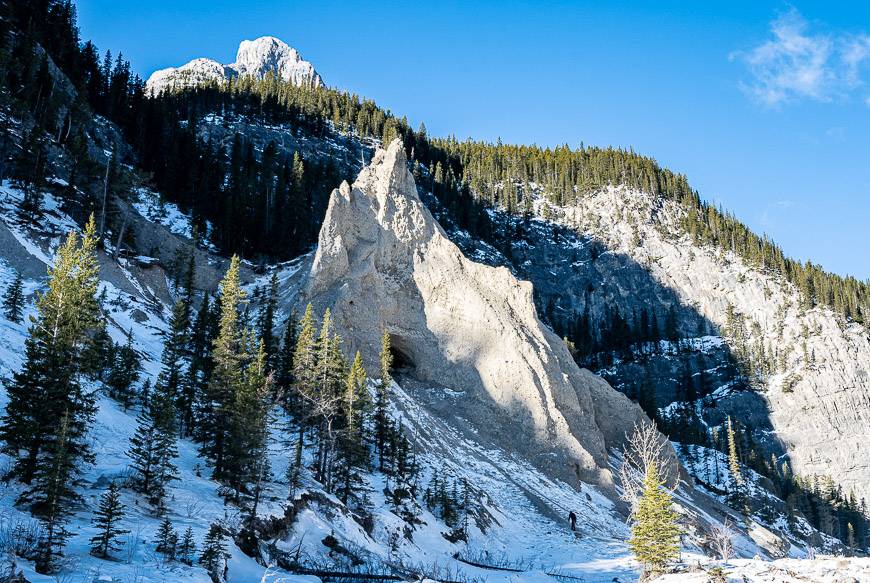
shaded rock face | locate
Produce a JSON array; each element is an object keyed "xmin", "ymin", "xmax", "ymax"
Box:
[
  {"xmin": 302, "ymin": 140, "xmax": 667, "ymax": 492},
  {"xmin": 146, "ymin": 36, "xmax": 322, "ymax": 95}
]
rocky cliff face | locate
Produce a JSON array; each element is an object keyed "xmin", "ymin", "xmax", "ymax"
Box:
[
  {"xmin": 145, "ymin": 36, "xmax": 323, "ymax": 95},
  {"xmin": 524, "ymin": 186, "xmax": 870, "ymax": 502},
  {"xmin": 300, "ymin": 140, "xmax": 672, "ymax": 492}
]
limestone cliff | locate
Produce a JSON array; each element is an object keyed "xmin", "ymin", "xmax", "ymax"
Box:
[{"xmin": 301, "ymin": 140, "xmax": 670, "ymax": 491}]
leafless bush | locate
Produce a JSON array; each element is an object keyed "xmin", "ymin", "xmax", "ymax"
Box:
[
  {"xmin": 125, "ymin": 522, "xmax": 144, "ymax": 564},
  {"xmin": 707, "ymin": 519, "xmax": 735, "ymax": 561},
  {"xmin": 0, "ymin": 512, "xmax": 43, "ymax": 560},
  {"xmin": 618, "ymin": 420, "xmax": 675, "ymax": 521},
  {"xmin": 182, "ymin": 496, "xmax": 205, "ymax": 519}
]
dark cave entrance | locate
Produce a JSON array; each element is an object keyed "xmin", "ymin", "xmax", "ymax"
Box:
[{"xmin": 388, "ymin": 334, "xmax": 416, "ymax": 375}]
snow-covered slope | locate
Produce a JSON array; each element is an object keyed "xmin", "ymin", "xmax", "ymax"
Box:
[{"xmin": 146, "ymin": 36, "xmax": 323, "ymax": 95}]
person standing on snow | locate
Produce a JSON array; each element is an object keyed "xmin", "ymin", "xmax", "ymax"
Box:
[{"xmin": 568, "ymin": 510, "xmax": 577, "ymax": 531}]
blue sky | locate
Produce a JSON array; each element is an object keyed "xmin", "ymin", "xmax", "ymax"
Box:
[{"xmin": 76, "ymin": 0, "xmax": 870, "ymax": 279}]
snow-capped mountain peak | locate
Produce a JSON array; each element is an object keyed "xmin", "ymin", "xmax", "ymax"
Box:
[{"xmin": 145, "ymin": 36, "xmax": 323, "ymax": 95}]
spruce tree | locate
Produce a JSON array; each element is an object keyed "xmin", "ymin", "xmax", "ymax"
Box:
[
  {"xmin": 629, "ymin": 461, "xmax": 681, "ymax": 575},
  {"xmin": 726, "ymin": 417, "xmax": 746, "ymax": 511},
  {"xmin": 374, "ymin": 331, "xmax": 393, "ymax": 471},
  {"xmin": 187, "ymin": 292, "xmax": 215, "ymax": 435},
  {"xmin": 1, "ymin": 217, "xmax": 102, "ymax": 486},
  {"xmin": 225, "ymin": 338, "xmax": 271, "ymax": 504},
  {"xmin": 162, "ymin": 299, "xmax": 192, "ymax": 434},
  {"xmin": 154, "ymin": 516, "xmax": 178, "ymax": 560},
  {"xmin": 257, "ymin": 271, "xmax": 279, "ymax": 369},
  {"xmin": 275, "ymin": 309, "xmax": 298, "ymax": 398},
  {"xmin": 199, "ymin": 522, "xmax": 229, "ymax": 582},
  {"xmin": 2, "ymin": 270, "xmax": 24, "ymax": 323},
  {"xmin": 199, "ymin": 256, "xmax": 246, "ymax": 478},
  {"xmin": 89, "ymin": 481, "xmax": 129, "ymax": 558},
  {"xmin": 126, "ymin": 378, "xmax": 179, "ymax": 510},
  {"xmin": 336, "ymin": 351, "xmax": 371, "ymax": 505},
  {"xmin": 106, "ymin": 331, "xmax": 141, "ymax": 409},
  {"xmin": 308, "ymin": 309, "xmax": 347, "ymax": 489},
  {"xmin": 32, "ymin": 412, "xmax": 75, "ymax": 573},
  {"xmin": 178, "ymin": 526, "xmax": 197, "ymax": 565},
  {"xmin": 287, "ymin": 304, "xmax": 317, "ymax": 488}
]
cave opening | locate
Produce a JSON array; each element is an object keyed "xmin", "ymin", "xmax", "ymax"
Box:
[{"xmin": 388, "ymin": 334, "xmax": 416, "ymax": 374}]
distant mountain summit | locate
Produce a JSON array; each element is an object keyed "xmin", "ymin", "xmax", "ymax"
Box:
[{"xmin": 145, "ymin": 36, "xmax": 323, "ymax": 94}]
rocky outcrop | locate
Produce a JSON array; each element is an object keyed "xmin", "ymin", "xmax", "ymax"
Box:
[
  {"xmin": 146, "ymin": 36, "xmax": 323, "ymax": 95},
  {"xmin": 539, "ymin": 185, "xmax": 870, "ymax": 501},
  {"xmin": 301, "ymin": 140, "xmax": 671, "ymax": 492}
]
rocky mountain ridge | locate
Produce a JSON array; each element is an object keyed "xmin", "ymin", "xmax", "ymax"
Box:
[{"xmin": 145, "ymin": 36, "xmax": 323, "ymax": 95}]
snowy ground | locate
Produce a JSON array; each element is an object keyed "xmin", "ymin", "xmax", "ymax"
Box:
[{"xmin": 0, "ymin": 181, "xmax": 864, "ymax": 582}]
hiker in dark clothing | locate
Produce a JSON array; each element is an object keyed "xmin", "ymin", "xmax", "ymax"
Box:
[{"xmin": 568, "ymin": 511, "xmax": 577, "ymax": 531}]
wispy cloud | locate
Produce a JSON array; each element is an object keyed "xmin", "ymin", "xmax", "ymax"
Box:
[{"xmin": 732, "ymin": 8, "xmax": 870, "ymax": 107}]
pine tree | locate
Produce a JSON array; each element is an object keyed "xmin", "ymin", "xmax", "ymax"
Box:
[
  {"xmin": 106, "ymin": 331, "xmax": 141, "ymax": 409},
  {"xmin": 726, "ymin": 416, "xmax": 746, "ymax": 511},
  {"xmin": 336, "ymin": 351, "xmax": 371, "ymax": 505},
  {"xmin": 2, "ymin": 270, "xmax": 24, "ymax": 323},
  {"xmin": 1, "ymin": 217, "xmax": 102, "ymax": 487},
  {"xmin": 287, "ymin": 304, "xmax": 317, "ymax": 488},
  {"xmin": 199, "ymin": 522, "xmax": 229, "ymax": 582},
  {"xmin": 308, "ymin": 309, "xmax": 347, "ymax": 489},
  {"xmin": 162, "ymin": 299, "xmax": 192, "ymax": 435},
  {"xmin": 375, "ymin": 331, "xmax": 393, "ymax": 471},
  {"xmin": 177, "ymin": 526, "xmax": 197, "ymax": 565},
  {"xmin": 257, "ymin": 271, "xmax": 279, "ymax": 369},
  {"xmin": 629, "ymin": 461, "xmax": 681, "ymax": 574},
  {"xmin": 89, "ymin": 481, "xmax": 129, "ymax": 558},
  {"xmin": 275, "ymin": 310, "xmax": 298, "ymax": 398},
  {"xmin": 225, "ymin": 337, "xmax": 271, "ymax": 505},
  {"xmin": 154, "ymin": 516, "xmax": 178, "ymax": 560},
  {"xmin": 32, "ymin": 412, "xmax": 75, "ymax": 573},
  {"xmin": 187, "ymin": 292, "xmax": 215, "ymax": 435},
  {"xmin": 126, "ymin": 378, "xmax": 179, "ymax": 510},
  {"xmin": 199, "ymin": 256, "xmax": 246, "ymax": 478}
]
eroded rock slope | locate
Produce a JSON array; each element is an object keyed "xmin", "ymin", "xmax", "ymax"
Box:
[{"xmin": 300, "ymin": 140, "xmax": 671, "ymax": 492}]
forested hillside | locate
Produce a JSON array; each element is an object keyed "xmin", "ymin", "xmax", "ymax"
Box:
[
  {"xmin": 2, "ymin": 2, "xmax": 870, "ymax": 581},
  {"xmin": 6, "ymin": 1, "xmax": 867, "ymax": 328}
]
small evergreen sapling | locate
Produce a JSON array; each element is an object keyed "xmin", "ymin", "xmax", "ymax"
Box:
[
  {"xmin": 89, "ymin": 481, "xmax": 129, "ymax": 558},
  {"xmin": 154, "ymin": 516, "xmax": 177, "ymax": 560},
  {"xmin": 629, "ymin": 461, "xmax": 681, "ymax": 574},
  {"xmin": 177, "ymin": 526, "xmax": 197, "ymax": 565},
  {"xmin": 199, "ymin": 522, "xmax": 229, "ymax": 582}
]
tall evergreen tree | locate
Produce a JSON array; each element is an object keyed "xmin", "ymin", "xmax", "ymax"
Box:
[
  {"xmin": 89, "ymin": 480, "xmax": 129, "ymax": 559},
  {"xmin": 154, "ymin": 516, "xmax": 178, "ymax": 560},
  {"xmin": 2, "ymin": 270, "xmax": 24, "ymax": 323},
  {"xmin": 257, "ymin": 271, "xmax": 279, "ymax": 369},
  {"xmin": 1, "ymin": 217, "xmax": 102, "ymax": 486},
  {"xmin": 161, "ymin": 299, "xmax": 192, "ymax": 434},
  {"xmin": 726, "ymin": 417, "xmax": 746, "ymax": 511},
  {"xmin": 126, "ymin": 377, "xmax": 179, "ymax": 511},
  {"xmin": 275, "ymin": 309, "xmax": 297, "ymax": 399},
  {"xmin": 287, "ymin": 304, "xmax": 317, "ymax": 489},
  {"xmin": 374, "ymin": 331, "xmax": 393, "ymax": 471},
  {"xmin": 199, "ymin": 256, "xmax": 246, "ymax": 478},
  {"xmin": 335, "ymin": 351, "xmax": 371, "ymax": 505},
  {"xmin": 225, "ymin": 337, "xmax": 271, "ymax": 505}
]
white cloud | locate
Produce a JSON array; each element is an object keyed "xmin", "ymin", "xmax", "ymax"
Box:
[{"xmin": 732, "ymin": 9, "xmax": 870, "ymax": 107}]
